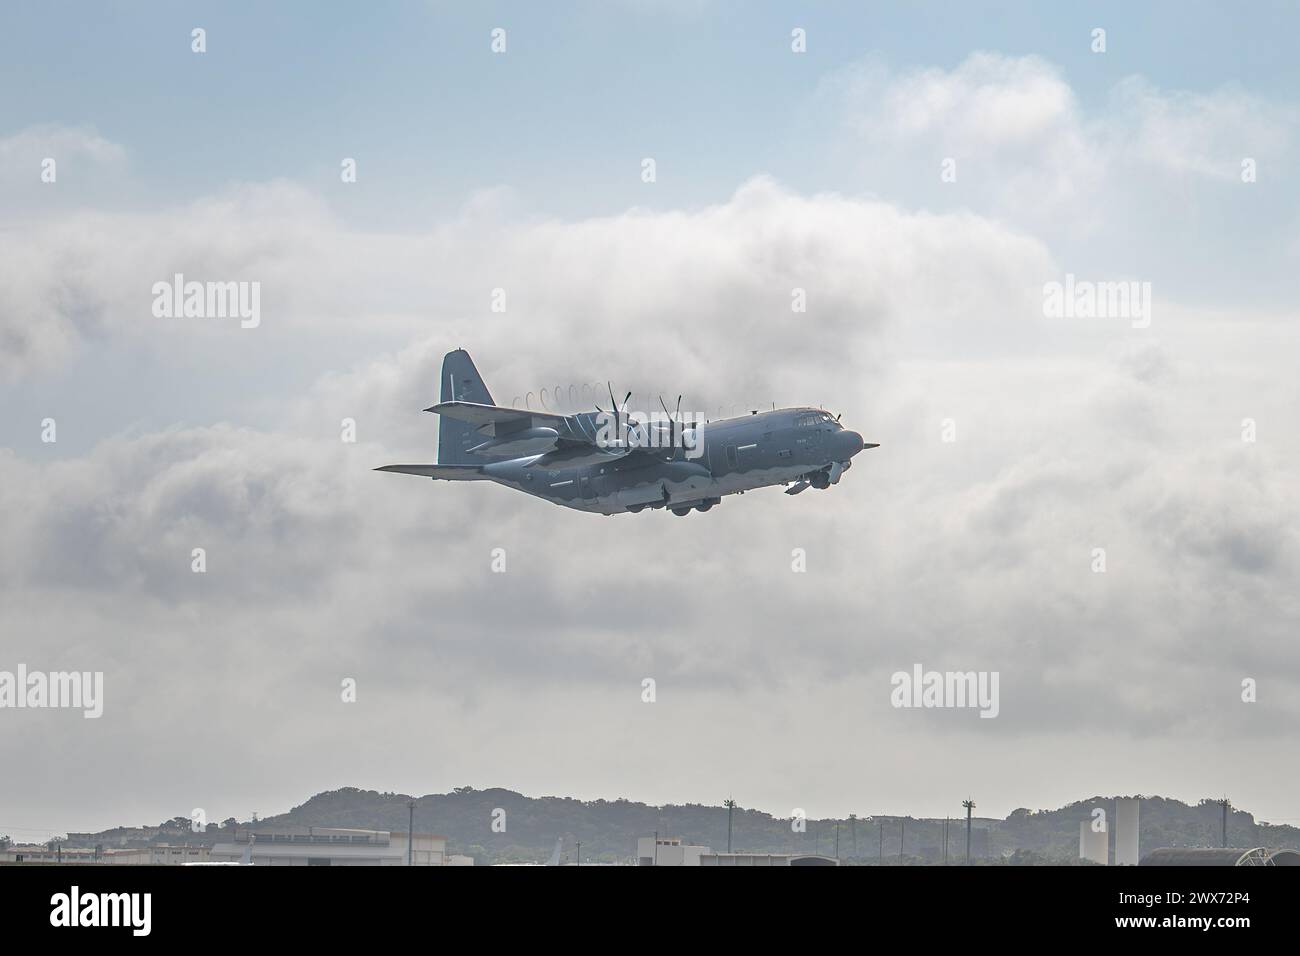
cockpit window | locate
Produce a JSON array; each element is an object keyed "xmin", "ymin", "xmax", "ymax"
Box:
[{"xmin": 798, "ymin": 412, "xmax": 835, "ymax": 427}]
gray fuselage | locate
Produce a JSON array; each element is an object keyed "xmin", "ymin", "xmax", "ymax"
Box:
[{"xmin": 478, "ymin": 407, "xmax": 867, "ymax": 515}]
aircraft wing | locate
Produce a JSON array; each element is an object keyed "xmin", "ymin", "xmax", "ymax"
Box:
[
  {"xmin": 427, "ymin": 402, "xmax": 663, "ymax": 463},
  {"xmin": 426, "ymin": 401, "xmax": 572, "ymax": 434},
  {"xmin": 375, "ymin": 463, "xmax": 488, "ymax": 480}
]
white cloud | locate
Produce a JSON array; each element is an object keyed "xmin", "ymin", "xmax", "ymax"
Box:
[
  {"xmin": 3, "ymin": 293, "xmax": 1298, "ymax": 832},
  {"xmin": 826, "ymin": 52, "xmax": 1298, "ymax": 257},
  {"xmin": 1109, "ymin": 76, "xmax": 1293, "ymax": 181},
  {"xmin": 0, "ymin": 175, "xmax": 1054, "ymax": 390},
  {"xmin": 857, "ymin": 53, "xmax": 1081, "ymax": 152},
  {"xmin": 3, "ymin": 52, "xmax": 1299, "ymax": 832},
  {"xmin": 0, "ymin": 124, "xmax": 126, "ymax": 171}
]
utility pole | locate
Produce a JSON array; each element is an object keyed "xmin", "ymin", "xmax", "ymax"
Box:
[
  {"xmin": 900, "ymin": 819, "xmax": 905, "ymax": 859},
  {"xmin": 878, "ymin": 821, "xmax": 883, "ymax": 863},
  {"xmin": 407, "ymin": 800, "xmax": 415, "ymax": 866},
  {"xmin": 849, "ymin": 814, "xmax": 858, "ymax": 858},
  {"xmin": 1219, "ymin": 797, "xmax": 1231, "ymax": 848},
  {"xmin": 835, "ymin": 820, "xmax": 840, "ymax": 860},
  {"xmin": 943, "ymin": 817, "xmax": 949, "ymax": 865},
  {"xmin": 653, "ymin": 830, "xmax": 658, "ymax": 866},
  {"xmin": 724, "ymin": 798, "xmax": 736, "ymax": 853},
  {"xmin": 963, "ymin": 799, "xmax": 975, "ymax": 865},
  {"xmin": 576, "ymin": 841, "xmax": 581, "ymax": 867}
]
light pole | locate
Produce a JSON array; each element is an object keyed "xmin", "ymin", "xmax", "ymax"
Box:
[
  {"xmin": 962, "ymin": 799, "xmax": 975, "ymax": 865},
  {"xmin": 407, "ymin": 800, "xmax": 415, "ymax": 866},
  {"xmin": 724, "ymin": 798, "xmax": 737, "ymax": 853}
]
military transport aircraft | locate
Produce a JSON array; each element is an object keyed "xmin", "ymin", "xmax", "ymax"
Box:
[{"xmin": 377, "ymin": 349, "xmax": 877, "ymax": 516}]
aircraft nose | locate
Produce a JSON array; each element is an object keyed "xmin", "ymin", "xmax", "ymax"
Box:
[{"xmin": 835, "ymin": 429, "xmax": 865, "ymax": 458}]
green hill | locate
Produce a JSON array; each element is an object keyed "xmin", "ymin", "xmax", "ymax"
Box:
[{"xmin": 243, "ymin": 787, "xmax": 1300, "ymax": 865}]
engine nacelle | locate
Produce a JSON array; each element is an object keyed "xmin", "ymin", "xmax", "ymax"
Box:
[{"xmin": 469, "ymin": 427, "xmax": 559, "ymax": 457}]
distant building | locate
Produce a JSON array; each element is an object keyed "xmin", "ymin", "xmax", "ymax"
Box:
[
  {"xmin": 0, "ymin": 845, "xmax": 99, "ymax": 864},
  {"xmin": 1115, "ymin": 799, "xmax": 1140, "ymax": 866},
  {"xmin": 103, "ymin": 845, "xmax": 212, "ymax": 865},
  {"xmin": 0, "ymin": 843, "xmax": 209, "ymax": 864},
  {"xmin": 637, "ymin": 837, "xmax": 837, "ymax": 866},
  {"xmin": 3, "ymin": 828, "xmax": 471, "ymax": 866},
  {"xmin": 208, "ymin": 826, "xmax": 461, "ymax": 866},
  {"xmin": 637, "ymin": 836, "xmax": 710, "ymax": 866},
  {"xmin": 1079, "ymin": 820, "xmax": 1108, "ymax": 865},
  {"xmin": 700, "ymin": 852, "xmax": 838, "ymax": 866}
]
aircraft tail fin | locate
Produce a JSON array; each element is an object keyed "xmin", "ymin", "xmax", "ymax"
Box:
[{"xmin": 438, "ymin": 349, "xmax": 495, "ymax": 464}]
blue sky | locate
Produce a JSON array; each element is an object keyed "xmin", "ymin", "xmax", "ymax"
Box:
[{"xmin": 7, "ymin": 0, "xmax": 1297, "ymax": 222}]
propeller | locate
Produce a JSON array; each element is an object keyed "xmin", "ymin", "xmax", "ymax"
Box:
[
  {"xmin": 596, "ymin": 382, "xmax": 634, "ymax": 447},
  {"xmin": 658, "ymin": 393, "xmax": 682, "ymax": 458}
]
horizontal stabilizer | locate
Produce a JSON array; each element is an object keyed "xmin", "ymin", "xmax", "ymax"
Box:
[
  {"xmin": 427, "ymin": 400, "xmax": 570, "ymax": 433},
  {"xmin": 375, "ymin": 464, "xmax": 487, "ymax": 480}
]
